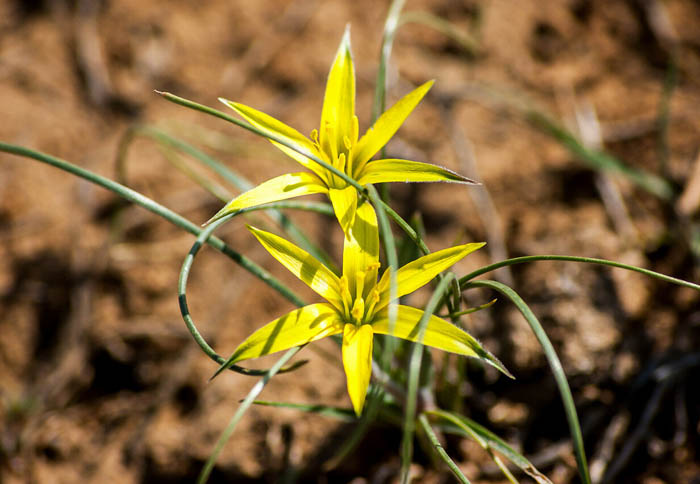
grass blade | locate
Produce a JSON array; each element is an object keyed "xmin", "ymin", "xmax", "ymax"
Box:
[
  {"xmin": 462, "ymin": 279, "xmax": 591, "ymax": 484},
  {"xmin": 459, "ymin": 254, "xmax": 700, "ymax": 292},
  {"xmin": 418, "ymin": 413, "xmax": 472, "ymax": 484},
  {"xmin": 116, "ymin": 124, "xmax": 337, "ymax": 270},
  {"xmin": 253, "ymin": 400, "xmax": 356, "ymax": 421},
  {"xmin": 0, "ymin": 141, "xmax": 305, "ymax": 306},
  {"xmin": 428, "ymin": 409, "xmax": 551, "ymax": 484},
  {"xmin": 197, "ymin": 346, "xmax": 303, "ymax": 484}
]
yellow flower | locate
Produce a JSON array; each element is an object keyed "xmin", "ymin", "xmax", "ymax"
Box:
[
  {"xmin": 214, "ymin": 203, "xmax": 508, "ymax": 416},
  {"xmin": 207, "ymin": 27, "xmax": 474, "ymax": 232}
]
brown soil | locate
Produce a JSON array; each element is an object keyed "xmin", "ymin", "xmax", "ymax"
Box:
[{"xmin": 1, "ymin": 0, "xmax": 699, "ymax": 483}]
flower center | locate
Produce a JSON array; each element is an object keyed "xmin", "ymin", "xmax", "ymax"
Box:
[{"xmin": 339, "ymin": 263, "xmax": 382, "ymax": 326}]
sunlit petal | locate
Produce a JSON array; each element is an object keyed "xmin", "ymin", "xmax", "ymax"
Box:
[
  {"xmin": 357, "ymin": 159, "xmax": 477, "ymax": 185},
  {"xmin": 206, "ymin": 172, "xmax": 327, "ymax": 224},
  {"xmin": 320, "ymin": 26, "xmax": 355, "ymax": 159},
  {"xmin": 219, "ymin": 99, "xmax": 326, "ymax": 179},
  {"xmin": 248, "ymin": 226, "xmax": 343, "ymax": 310},
  {"xmin": 376, "ymin": 243, "xmax": 485, "ymax": 310},
  {"xmin": 328, "ymin": 186, "xmax": 358, "ymax": 235},
  {"xmin": 342, "ymin": 323, "xmax": 374, "ymax": 416},
  {"xmin": 352, "ymin": 80, "xmax": 433, "ymax": 173},
  {"xmin": 342, "ymin": 200, "xmax": 379, "ymax": 297},
  {"xmin": 372, "ymin": 305, "xmax": 511, "ymax": 377},
  {"xmin": 213, "ymin": 303, "xmax": 344, "ymax": 378}
]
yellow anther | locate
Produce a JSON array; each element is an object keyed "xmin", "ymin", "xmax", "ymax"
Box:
[
  {"xmin": 343, "ymin": 135, "xmax": 352, "ymax": 151},
  {"xmin": 351, "ymin": 297, "xmax": 365, "ymax": 323},
  {"xmin": 366, "ymin": 262, "xmax": 381, "ymax": 272},
  {"xmin": 310, "ymin": 129, "xmax": 319, "ymax": 144},
  {"xmin": 365, "ymin": 287, "xmax": 380, "ymax": 319},
  {"xmin": 355, "ymin": 270, "xmax": 366, "ymax": 301}
]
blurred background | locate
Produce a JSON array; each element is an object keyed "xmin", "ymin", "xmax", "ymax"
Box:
[{"xmin": 1, "ymin": 0, "xmax": 699, "ymax": 482}]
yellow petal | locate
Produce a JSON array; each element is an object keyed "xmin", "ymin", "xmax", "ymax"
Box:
[
  {"xmin": 320, "ymin": 26, "xmax": 355, "ymax": 159},
  {"xmin": 342, "ymin": 200, "xmax": 379, "ymax": 297},
  {"xmin": 372, "ymin": 305, "xmax": 511, "ymax": 377},
  {"xmin": 352, "ymin": 80, "xmax": 434, "ymax": 173},
  {"xmin": 219, "ymin": 99, "xmax": 326, "ymax": 179},
  {"xmin": 248, "ymin": 226, "xmax": 343, "ymax": 310},
  {"xmin": 357, "ymin": 159, "xmax": 477, "ymax": 185},
  {"xmin": 213, "ymin": 303, "xmax": 343, "ymax": 378},
  {"xmin": 206, "ymin": 172, "xmax": 327, "ymax": 224},
  {"xmin": 328, "ymin": 186, "xmax": 358, "ymax": 235},
  {"xmin": 342, "ymin": 323, "xmax": 374, "ymax": 416},
  {"xmin": 376, "ymin": 243, "xmax": 485, "ymax": 310}
]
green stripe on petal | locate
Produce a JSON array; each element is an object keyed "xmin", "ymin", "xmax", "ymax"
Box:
[
  {"xmin": 357, "ymin": 159, "xmax": 477, "ymax": 185},
  {"xmin": 372, "ymin": 305, "xmax": 511, "ymax": 377},
  {"xmin": 214, "ymin": 303, "xmax": 344, "ymax": 378},
  {"xmin": 206, "ymin": 172, "xmax": 327, "ymax": 224},
  {"xmin": 320, "ymin": 26, "xmax": 355, "ymax": 159},
  {"xmin": 342, "ymin": 323, "xmax": 374, "ymax": 416},
  {"xmin": 352, "ymin": 80, "xmax": 434, "ymax": 173},
  {"xmin": 342, "ymin": 200, "xmax": 379, "ymax": 297},
  {"xmin": 328, "ymin": 186, "xmax": 358, "ymax": 235},
  {"xmin": 248, "ymin": 226, "xmax": 343, "ymax": 310},
  {"xmin": 219, "ymin": 99, "xmax": 325, "ymax": 178},
  {"xmin": 376, "ymin": 243, "xmax": 485, "ymax": 310}
]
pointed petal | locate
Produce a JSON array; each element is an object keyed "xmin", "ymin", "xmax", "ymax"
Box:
[
  {"xmin": 206, "ymin": 172, "xmax": 327, "ymax": 224},
  {"xmin": 328, "ymin": 186, "xmax": 358, "ymax": 235},
  {"xmin": 372, "ymin": 305, "xmax": 511, "ymax": 377},
  {"xmin": 357, "ymin": 159, "xmax": 477, "ymax": 185},
  {"xmin": 343, "ymin": 200, "xmax": 379, "ymax": 297},
  {"xmin": 320, "ymin": 26, "xmax": 355, "ymax": 158},
  {"xmin": 219, "ymin": 99, "xmax": 325, "ymax": 178},
  {"xmin": 352, "ymin": 80, "xmax": 434, "ymax": 172},
  {"xmin": 342, "ymin": 323, "xmax": 374, "ymax": 416},
  {"xmin": 376, "ymin": 243, "xmax": 485, "ymax": 310},
  {"xmin": 248, "ymin": 226, "xmax": 343, "ymax": 310},
  {"xmin": 214, "ymin": 303, "xmax": 344, "ymax": 378}
]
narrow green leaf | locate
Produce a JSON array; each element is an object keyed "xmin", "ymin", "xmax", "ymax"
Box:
[
  {"xmin": 418, "ymin": 413, "xmax": 471, "ymax": 484},
  {"xmin": 252, "ymin": 400, "xmax": 356, "ymax": 421},
  {"xmin": 462, "ymin": 279, "xmax": 590, "ymax": 484},
  {"xmin": 429, "ymin": 409, "xmax": 551, "ymax": 484}
]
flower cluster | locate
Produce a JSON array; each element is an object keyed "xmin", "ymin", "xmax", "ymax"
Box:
[{"xmin": 212, "ymin": 28, "xmax": 507, "ymax": 415}]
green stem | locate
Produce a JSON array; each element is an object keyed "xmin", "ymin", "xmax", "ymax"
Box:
[
  {"xmin": 157, "ymin": 92, "xmax": 367, "ymax": 197},
  {"xmin": 0, "ymin": 141, "xmax": 305, "ymax": 306},
  {"xmin": 401, "ymin": 273, "xmax": 455, "ymax": 484},
  {"xmin": 463, "ymin": 279, "xmax": 591, "ymax": 484},
  {"xmin": 460, "ymin": 254, "xmax": 700, "ymax": 292},
  {"xmin": 116, "ymin": 124, "xmax": 337, "ymax": 270},
  {"xmin": 178, "ymin": 214, "xmax": 307, "ymax": 375}
]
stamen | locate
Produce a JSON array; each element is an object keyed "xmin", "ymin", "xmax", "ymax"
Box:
[
  {"xmin": 339, "ymin": 276, "xmax": 352, "ymax": 315},
  {"xmin": 366, "ymin": 262, "xmax": 381, "ymax": 272},
  {"xmin": 343, "ymin": 135, "xmax": 352, "ymax": 151},
  {"xmin": 365, "ymin": 287, "xmax": 380, "ymax": 320},
  {"xmin": 310, "ymin": 129, "xmax": 319, "ymax": 144},
  {"xmin": 355, "ymin": 270, "xmax": 366, "ymax": 301},
  {"xmin": 351, "ymin": 297, "xmax": 365, "ymax": 324}
]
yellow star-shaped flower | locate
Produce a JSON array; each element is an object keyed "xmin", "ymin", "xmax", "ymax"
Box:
[
  {"xmin": 207, "ymin": 27, "xmax": 474, "ymax": 232},
  {"xmin": 214, "ymin": 203, "xmax": 508, "ymax": 416}
]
